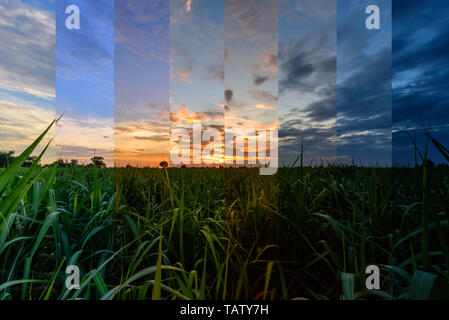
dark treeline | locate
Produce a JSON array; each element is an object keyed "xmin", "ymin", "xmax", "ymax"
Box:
[{"xmin": 0, "ymin": 151, "xmax": 106, "ymax": 168}]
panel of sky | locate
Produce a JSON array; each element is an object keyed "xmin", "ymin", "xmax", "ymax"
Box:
[
  {"xmin": 6, "ymin": 0, "xmax": 449, "ymax": 169},
  {"xmin": 337, "ymin": 0, "xmax": 392, "ymax": 167},
  {"xmin": 392, "ymin": 0, "xmax": 449, "ymax": 167},
  {"xmin": 56, "ymin": 0, "xmax": 114, "ymax": 166},
  {"xmin": 279, "ymin": 0, "xmax": 337, "ymax": 167},
  {"xmin": 114, "ymin": 0, "xmax": 169, "ymax": 168},
  {"xmin": 0, "ymin": 0, "xmax": 55, "ymax": 165},
  {"xmin": 225, "ymin": 0, "xmax": 278, "ymax": 169},
  {"xmin": 170, "ymin": 0, "xmax": 224, "ymax": 168}
]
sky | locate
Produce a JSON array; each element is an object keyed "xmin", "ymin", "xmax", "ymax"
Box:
[
  {"xmin": 279, "ymin": 0, "xmax": 336, "ymax": 166},
  {"xmin": 392, "ymin": 0, "xmax": 449, "ymax": 166},
  {"xmin": 170, "ymin": 0, "xmax": 224, "ymax": 166},
  {"xmin": 0, "ymin": 0, "xmax": 55, "ymax": 164},
  {"xmin": 224, "ymin": 0, "xmax": 278, "ymax": 167},
  {"xmin": 337, "ymin": 0, "xmax": 392, "ymax": 166},
  {"xmin": 56, "ymin": 0, "xmax": 114, "ymax": 166},
  {"xmin": 2, "ymin": 0, "xmax": 449, "ymax": 168},
  {"xmin": 114, "ymin": 0, "xmax": 169, "ymax": 167},
  {"xmin": 169, "ymin": 0, "xmax": 278, "ymax": 167}
]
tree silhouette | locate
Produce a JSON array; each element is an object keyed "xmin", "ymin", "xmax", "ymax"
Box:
[
  {"xmin": 159, "ymin": 161, "xmax": 168, "ymax": 168},
  {"xmin": 0, "ymin": 151, "xmax": 15, "ymax": 167},
  {"xmin": 91, "ymin": 156, "xmax": 106, "ymax": 168},
  {"xmin": 0, "ymin": 151, "xmax": 37, "ymax": 168}
]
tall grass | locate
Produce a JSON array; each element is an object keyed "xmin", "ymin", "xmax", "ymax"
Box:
[{"xmin": 0, "ymin": 124, "xmax": 448, "ymax": 300}]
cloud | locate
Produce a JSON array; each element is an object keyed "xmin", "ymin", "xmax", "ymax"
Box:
[
  {"xmin": 392, "ymin": 0, "xmax": 449, "ymax": 164},
  {"xmin": 115, "ymin": 0, "xmax": 169, "ymax": 62},
  {"xmin": 0, "ymin": 1, "xmax": 55, "ymax": 99},
  {"xmin": 335, "ymin": 0, "xmax": 392, "ymax": 165},
  {"xmin": 303, "ymin": 96, "xmax": 336, "ymax": 122},
  {"xmin": 170, "ymin": 46, "xmax": 195, "ymax": 84},
  {"xmin": 0, "ymin": 98, "xmax": 55, "ymax": 163},
  {"xmin": 337, "ymin": 31, "xmax": 392, "ymax": 134},
  {"xmin": 115, "ymin": 100, "xmax": 169, "ymax": 123},
  {"xmin": 125, "ymin": 0, "xmax": 168, "ymax": 23},
  {"xmin": 254, "ymin": 104, "xmax": 274, "ymax": 110},
  {"xmin": 250, "ymin": 90, "xmax": 277, "ymax": 103},
  {"xmin": 56, "ymin": 1, "xmax": 113, "ymax": 82},
  {"xmin": 114, "ymin": 116, "xmax": 170, "ymax": 167},
  {"xmin": 115, "ymin": 119, "xmax": 169, "ymax": 135},
  {"xmin": 278, "ymin": 0, "xmax": 337, "ymax": 165},
  {"xmin": 170, "ymin": 104, "xmax": 223, "ymax": 125},
  {"xmin": 393, "ymin": 1, "xmax": 449, "ymax": 127},
  {"xmin": 261, "ymin": 52, "xmax": 278, "ymax": 69},
  {"xmin": 278, "ymin": 124, "xmax": 338, "ymax": 164},
  {"xmin": 225, "ymin": 90, "xmax": 233, "ymax": 103},
  {"xmin": 279, "ymin": 30, "xmax": 335, "ymax": 95},
  {"xmin": 134, "ymin": 135, "xmax": 169, "ymax": 142},
  {"xmin": 204, "ymin": 62, "xmax": 224, "ymax": 83},
  {"xmin": 253, "ymin": 74, "xmax": 270, "ymax": 86},
  {"xmin": 226, "ymin": 0, "xmax": 277, "ymax": 42},
  {"xmin": 280, "ymin": 55, "xmax": 314, "ymax": 91},
  {"xmin": 293, "ymin": 0, "xmax": 336, "ymax": 19},
  {"xmin": 247, "ymin": 51, "xmax": 279, "ymax": 75}
]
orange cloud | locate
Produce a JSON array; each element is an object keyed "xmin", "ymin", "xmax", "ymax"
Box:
[
  {"xmin": 114, "ymin": 119, "xmax": 169, "ymax": 167},
  {"xmin": 254, "ymin": 103, "xmax": 275, "ymax": 110},
  {"xmin": 178, "ymin": 71, "xmax": 193, "ymax": 84},
  {"xmin": 170, "ymin": 104, "xmax": 223, "ymax": 125}
]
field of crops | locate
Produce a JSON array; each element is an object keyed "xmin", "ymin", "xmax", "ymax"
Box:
[{"xmin": 0, "ymin": 122, "xmax": 448, "ymax": 300}]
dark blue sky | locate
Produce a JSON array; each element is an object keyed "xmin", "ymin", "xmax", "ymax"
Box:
[
  {"xmin": 337, "ymin": 0, "xmax": 392, "ymax": 166},
  {"xmin": 279, "ymin": 0, "xmax": 393, "ymax": 166},
  {"xmin": 392, "ymin": 0, "xmax": 449, "ymax": 166},
  {"xmin": 279, "ymin": 0, "xmax": 449, "ymax": 167},
  {"xmin": 279, "ymin": 0, "xmax": 449, "ymax": 169}
]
